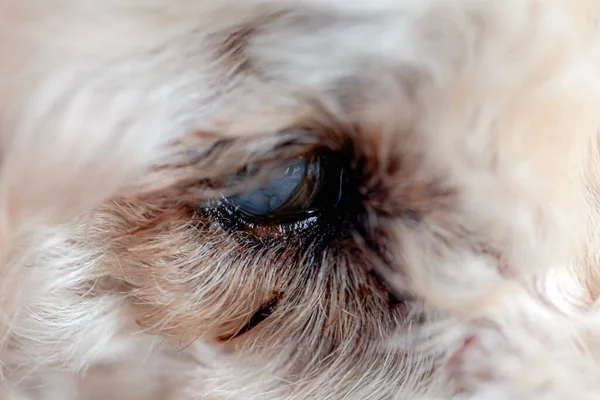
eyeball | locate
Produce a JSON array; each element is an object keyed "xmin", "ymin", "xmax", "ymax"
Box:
[{"xmin": 224, "ymin": 156, "xmax": 323, "ymax": 220}]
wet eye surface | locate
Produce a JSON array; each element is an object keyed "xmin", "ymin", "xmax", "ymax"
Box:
[
  {"xmin": 215, "ymin": 151, "xmax": 357, "ymax": 243},
  {"xmin": 225, "ymin": 156, "xmax": 326, "ymax": 221}
]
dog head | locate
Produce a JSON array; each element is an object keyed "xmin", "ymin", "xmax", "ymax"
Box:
[{"xmin": 4, "ymin": 1, "xmax": 600, "ymax": 399}]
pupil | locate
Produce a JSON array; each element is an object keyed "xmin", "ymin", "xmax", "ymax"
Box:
[{"xmin": 227, "ymin": 159, "xmax": 308, "ymax": 216}]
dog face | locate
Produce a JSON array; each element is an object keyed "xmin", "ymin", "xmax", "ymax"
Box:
[{"xmin": 4, "ymin": 1, "xmax": 600, "ymax": 399}]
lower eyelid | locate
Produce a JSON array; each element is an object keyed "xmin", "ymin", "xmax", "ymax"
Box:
[{"xmin": 214, "ymin": 203, "xmax": 322, "ymax": 241}]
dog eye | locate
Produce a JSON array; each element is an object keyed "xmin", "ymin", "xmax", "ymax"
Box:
[{"xmin": 223, "ymin": 155, "xmax": 328, "ymax": 221}]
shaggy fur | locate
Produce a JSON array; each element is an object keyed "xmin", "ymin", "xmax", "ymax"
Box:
[{"xmin": 2, "ymin": 0, "xmax": 600, "ymax": 398}]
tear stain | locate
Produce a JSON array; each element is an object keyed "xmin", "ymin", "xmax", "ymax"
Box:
[{"xmin": 217, "ymin": 292, "xmax": 283, "ymax": 342}]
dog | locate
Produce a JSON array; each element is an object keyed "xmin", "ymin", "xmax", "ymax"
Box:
[{"xmin": 2, "ymin": 0, "xmax": 600, "ymax": 398}]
